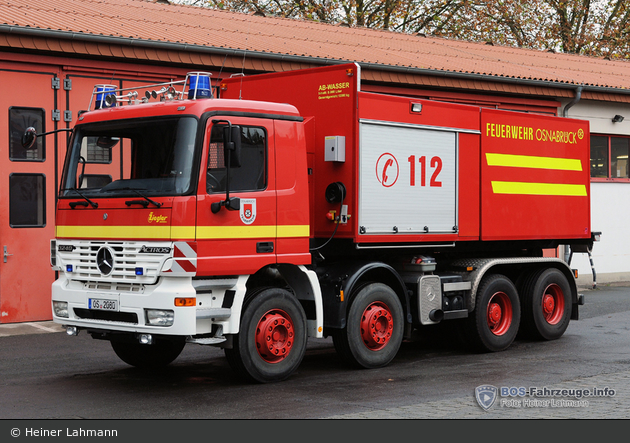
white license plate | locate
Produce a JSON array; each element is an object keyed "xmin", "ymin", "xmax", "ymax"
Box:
[{"xmin": 88, "ymin": 298, "xmax": 118, "ymax": 311}]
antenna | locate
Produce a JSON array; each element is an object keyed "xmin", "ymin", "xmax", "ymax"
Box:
[
  {"xmin": 239, "ymin": 19, "xmax": 253, "ymax": 100},
  {"xmin": 215, "ymin": 54, "xmax": 227, "ymax": 98},
  {"xmin": 239, "ymin": 49, "xmax": 247, "ymax": 100}
]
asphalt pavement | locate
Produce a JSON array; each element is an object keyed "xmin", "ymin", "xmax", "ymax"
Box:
[{"xmin": 1, "ymin": 283, "xmax": 629, "ymax": 421}]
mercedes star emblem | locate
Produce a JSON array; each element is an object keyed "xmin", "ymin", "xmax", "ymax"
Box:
[{"xmin": 96, "ymin": 246, "xmax": 115, "ymax": 275}]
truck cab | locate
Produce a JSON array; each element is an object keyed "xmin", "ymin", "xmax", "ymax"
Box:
[{"xmin": 49, "ymin": 76, "xmax": 319, "ymax": 381}]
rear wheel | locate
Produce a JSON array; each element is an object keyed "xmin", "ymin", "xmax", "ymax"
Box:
[
  {"xmin": 333, "ymin": 283, "xmax": 404, "ymax": 369},
  {"xmin": 111, "ymin": 338, "xmax": 185, "ymax": 369},
  {"xmin": 520, "ymin": 268, "xmax": 572, "ymax": 340},
  {"xmin": 466, "ymin": 274, "xmax": 520, "ymax": 352},
  {"xmin": 225, "ymin": 288, "xmax": 307, "ymax": 383}
]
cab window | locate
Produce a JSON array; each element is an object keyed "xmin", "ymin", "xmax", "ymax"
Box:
[{"xmin": 207, "ymin": 125, "xmax": 266, "ymax": 193}]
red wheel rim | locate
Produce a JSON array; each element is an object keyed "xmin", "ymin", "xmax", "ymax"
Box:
[
  {"xmin": 360, "ymin": 301, "xmax": 394, "ymax": 351},
  {"xmin": 542, "ymin": 283, "xmax": 565, "ymax": 325},
  {"xmin": 255, "ymin": 309, "xmax": 294, "ymax": 363},
  {"xmin": 486, "ymin": 291, "xmax": 513, "ymax": 336}
]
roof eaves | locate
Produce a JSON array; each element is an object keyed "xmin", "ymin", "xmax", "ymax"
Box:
[{"xmin": 3, "ymin": 24, "xmax": 630, "ymax": 98}]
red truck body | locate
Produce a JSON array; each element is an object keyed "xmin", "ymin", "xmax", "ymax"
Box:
[
  {"xmin": 221, "ymin": 64, "xmax": 590, "ymax": 245},
  {"xmin": 47, "ymin": 64, "xmax": 593, "ymax": 382}
]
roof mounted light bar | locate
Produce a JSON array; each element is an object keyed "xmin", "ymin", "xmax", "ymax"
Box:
[{"xmin": 89, "ymin": 72, "xmax": 213, "ymax": 110}]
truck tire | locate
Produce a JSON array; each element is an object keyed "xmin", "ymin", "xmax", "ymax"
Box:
[
  {"xmin": 225, "ymin": 288, "xmax": 307, "ymax": 383},
  {"xmin": 333, "ymin": 283, "xmax": 404, "ymax": 369},
  {"xmin": 111, "ymin": 338, "xmax": 185, "ymax": 369},
  {"xmin": 466, "ymin": 274, "xmax": 520, "ymax": 352},
  {"xmin": 520, "ymin": 268, "xmax": 572, "ymax": 340}
]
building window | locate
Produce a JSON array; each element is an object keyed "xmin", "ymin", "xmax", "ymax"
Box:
[
  {"xmin": 9, "ymin": 174, "xmax": 46, "ymax": 227},
  {"xmin": 590, "ymin": 135, "xmax": 630, "ymax": 180},
  {"xmin": 9, "ymin": 107, "xmax": 45, "ymax": 161},
  {"xmin": 83, "ymin": 136, "xmax": 113, "ymax": 163}
]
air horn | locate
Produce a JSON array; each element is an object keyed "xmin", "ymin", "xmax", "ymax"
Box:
[{"xmin": 104, "ymin": 91, "xmax": 139, "ymax": 107}]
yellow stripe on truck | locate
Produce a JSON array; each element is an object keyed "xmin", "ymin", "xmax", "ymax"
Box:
[
  {"xmin": 277, "ymin": 225, "xmax": 310, "ymax": 237},
  {"xmin": 56, "ymin": 225, "xmax": 172, "ymax": 239},
  {"xmin": 196, "ymin": 225, "xmax": 277, "ymax": 239},
  {"xmin": 491, "ymin": 181, "xmax": 587, "ymax": 197},
  {"xmin": 486, "ymin": 153, "xmax": 582, "ymax": 171},
  {"xmin": 56, "ymin": 225, "xmax": 310, "ymax": 239},
  {"xmin": 196, "ymin": 225, "xmax": 310, "ymax": 239}
]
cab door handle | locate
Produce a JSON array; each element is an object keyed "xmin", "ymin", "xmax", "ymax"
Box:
[{"xmin": 256, "ymin": 242, "xmax": 274, "ymax": 253}]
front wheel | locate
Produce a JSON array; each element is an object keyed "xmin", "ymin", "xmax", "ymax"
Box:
[
  {"xmin": 111, "ymin": 338, "xmax": 185, "ymax": 369},
  {"xmin": 333, "ymin": 283, "xmax": 404, "ymax": 369},
  {"xmin": 225, "ymin": 288, "xmax": 307, "ymax": 383},
  {"xmin": 466, "ymin": 274, "xmax": 520, "ymax": 352},
  {"xmin": 520, "ymin": 268, "xmax": 572, "ymax": 340}
]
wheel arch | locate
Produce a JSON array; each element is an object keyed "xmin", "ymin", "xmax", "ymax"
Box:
[
  {"xmin": 315, "ymin": 261, "xmax": 411, "ymax": 331},
  {"xmin": 460, "ymin": 258, "xmax": 579, "ymax": 320},
  {"xmin": 244, "ymin": 264, "xmax": 324, "ymax": 338}
]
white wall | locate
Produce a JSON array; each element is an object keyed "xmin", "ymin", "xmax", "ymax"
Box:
[
  {"xmin": 571, "ymin": 182, "xmax": 630, "ymax": 284},
  {"xmin": 561, "ymin": 99, "xmax": 630, "ymax": 285}
]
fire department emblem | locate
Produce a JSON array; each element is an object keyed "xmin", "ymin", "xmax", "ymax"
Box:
[
  {"xmin": 475, "ymin": 385, "xmax": 498, "ymax": 411},
  {"xmin": 240, "ymin": 198, "xmax": 256, "ymax": 225}
]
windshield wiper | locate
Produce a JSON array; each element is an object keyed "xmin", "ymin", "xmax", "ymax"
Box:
[
  {"xmin": 122, "ymin": 188, "xmax": 162, "ymax": 208},
  {"xmin": 62, "ymin": 188, "xmax": 98, "ymax": 209}
]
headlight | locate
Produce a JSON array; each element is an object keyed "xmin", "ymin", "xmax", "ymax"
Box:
[
  {"xmin": 52, "ymin": 301, "xmax": 69, "ymax": 318},
  {"xmin": 145, "ymin": 309, "xmax": 174, "ymax": 327}
]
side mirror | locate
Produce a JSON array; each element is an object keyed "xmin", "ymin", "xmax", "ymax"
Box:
[
  {"xmin": 21, "ymin": 127, "xmax": 37, "ymax": 150},
  {"xmin": 223, "ymin": 125, "xmax": 241, "ymax": 168},
  {"xmin": 96, "ymin": 136, "xmax": 119, "ymax": 150}
]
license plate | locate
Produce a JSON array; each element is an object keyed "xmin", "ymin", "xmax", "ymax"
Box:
[{"xmin": 88, "ymin": 298, "xmax": 118, "ymax": 311}]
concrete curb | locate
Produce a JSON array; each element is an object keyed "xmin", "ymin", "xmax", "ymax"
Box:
[{"xmin": 0, "ymin": 321, "xmax": 65, "ymax": 337}]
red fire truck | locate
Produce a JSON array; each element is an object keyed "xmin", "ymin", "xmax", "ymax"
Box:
[{"xmin": 29, "ymin": 63, "xmax": 595, "ymax": 383}]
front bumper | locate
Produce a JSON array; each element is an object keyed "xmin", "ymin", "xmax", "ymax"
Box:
[{"xmin": 51, "ymin": 275, "xmax": 202, "ymax": 336}]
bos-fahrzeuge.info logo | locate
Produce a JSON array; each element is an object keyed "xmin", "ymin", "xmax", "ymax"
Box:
[{"xmin": 474, "ymin": 385, "xmax": 616, "ymax": 411}]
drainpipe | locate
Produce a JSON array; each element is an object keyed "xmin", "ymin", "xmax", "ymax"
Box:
[
  {"xmin": 562, "ymin": 85, "xmax": 583, "ymax": 118},
  {"xmin": 562, "ymin": 85, "xmax": 584, "ymax": 264}
]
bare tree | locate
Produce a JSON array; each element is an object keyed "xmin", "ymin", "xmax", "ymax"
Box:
[{"xmin": 171, "ymin": 0, "xmax": 630, "ymax": 58}]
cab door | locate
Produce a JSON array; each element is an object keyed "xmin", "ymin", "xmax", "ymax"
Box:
[{"xmin": 196, "ymin": 117, "xmax": 277, "ymax": 276}]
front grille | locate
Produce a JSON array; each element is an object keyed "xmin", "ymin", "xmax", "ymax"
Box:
[
  {"xmin": 57, "ymin": 240, "xmax": 172, "ymax": 284},
  {"xmin": 84, "ymin": 282, "xmax": 144, "ymax": 293},
  {"xmin": 74, "ymin": 308, "xmax": 138, "ymax": 324}
]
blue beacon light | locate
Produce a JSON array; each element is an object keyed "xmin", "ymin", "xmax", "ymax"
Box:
[
  {"xmin": 188, "ymin": 74, "xmax": 212, "ymax": 99},
  {"xmin": 95, "ymin": 85, "xmax": 116, "ymax": 109}
]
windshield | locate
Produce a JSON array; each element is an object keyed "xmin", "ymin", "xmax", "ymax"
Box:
[{"xmin": 60, "ymin": 117, "xmax": 198, "ymax": 198}]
